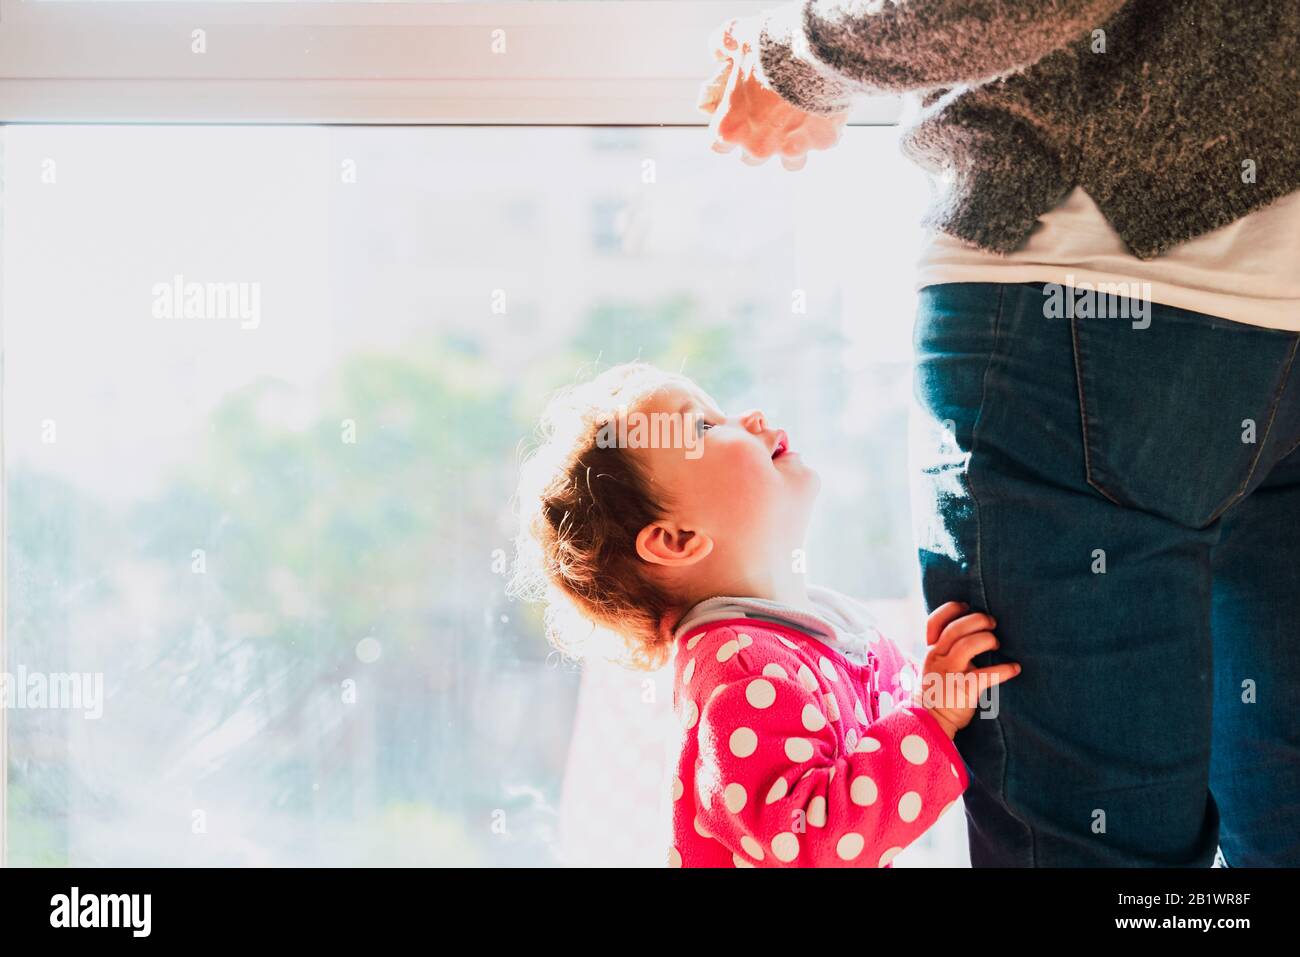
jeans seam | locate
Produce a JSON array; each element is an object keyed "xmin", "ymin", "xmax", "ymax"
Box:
[
  {"xmin": 1204, "ymin": 333, "xmax": 1300, "ymax": 525},
  {"xmin": 1070, "ymin": 316, "xmax": 1124, "ymax": 507},
  {"xmin": 968, "ymin": 291, "xmax": 999, "ymax": 618},
  {"xmin": 966, "ymin": 282, "xmax": 1037, "ymax": 867}
]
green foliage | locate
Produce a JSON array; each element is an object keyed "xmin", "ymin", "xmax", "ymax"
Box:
[{"xmin": 6, "ymin": 298, "xmax": 745, "ymax": 865}]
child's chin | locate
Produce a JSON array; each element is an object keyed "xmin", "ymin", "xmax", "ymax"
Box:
[
  {"xmin": 790, "ymin": 465, "xmax": 822, "ymax": 502},
  {"xmin": 795, "ymin": 460, "xmax": 821, "ymax": 488}
]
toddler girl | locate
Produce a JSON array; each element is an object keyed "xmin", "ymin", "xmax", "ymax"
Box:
[{"xmin": 511, "ymin": 362, "xmax": 1020, "ymax": 867}]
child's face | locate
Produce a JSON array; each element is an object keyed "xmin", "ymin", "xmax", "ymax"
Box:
[{"xmin": 628, "ymin": 380, "xmax": 820, "ymax": 577}]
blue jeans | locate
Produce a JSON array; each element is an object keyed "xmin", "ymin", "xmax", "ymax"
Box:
[{"xmin": 911, "ymin": 281, "xmax": 1300, "ymax": 867}]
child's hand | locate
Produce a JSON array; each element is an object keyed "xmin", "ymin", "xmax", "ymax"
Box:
[{"xmin": 911, "ymin": 601, "xmax": 1022, "ymax": 739}]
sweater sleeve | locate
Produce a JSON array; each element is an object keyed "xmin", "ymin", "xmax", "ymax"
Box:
[
  {"xmin": 756, "ymin": 0, "xmax": 1129, "ymax": 114},
  {"xmin": 694, "ymin": 671, "xmax": 969, "ymax": 867}
]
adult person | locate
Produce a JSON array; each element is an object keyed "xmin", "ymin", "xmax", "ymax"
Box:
[{"xmin": 699, "ymin": 0, "xmax": 1300, "ymax": 867}]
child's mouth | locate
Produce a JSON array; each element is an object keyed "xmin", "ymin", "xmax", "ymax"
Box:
[{"xmin": 772, "ymin": 431, "xmax": 790, "ymax": 459}]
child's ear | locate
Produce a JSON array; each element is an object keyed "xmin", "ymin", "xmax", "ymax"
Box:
[{"xmin": 636, "ymin": 522, "xmax": 713, "ymax": 568}]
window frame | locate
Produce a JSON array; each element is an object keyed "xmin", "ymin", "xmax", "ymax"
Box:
[{"xmin": 0, "ymin": 0, "xmax": 903, "ymax": 124}]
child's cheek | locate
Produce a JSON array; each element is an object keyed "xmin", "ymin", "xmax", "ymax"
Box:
[
  {"xmin": 710, "ymin": 443, "xmax": 775, "ymax": 508},
  {"xmin": 710, "ymin": 439, "xmax": 760, "ymax": 485}
]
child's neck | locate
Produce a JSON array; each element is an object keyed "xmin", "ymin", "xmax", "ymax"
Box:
[{"xmin": 714, "ymin": 567, "xmax": 815, "ymax": 616}]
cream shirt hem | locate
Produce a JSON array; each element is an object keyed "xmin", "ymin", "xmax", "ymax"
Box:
[{"xmin": 914, "ymin": 187, "xmax": 1300, "ymax": 333}]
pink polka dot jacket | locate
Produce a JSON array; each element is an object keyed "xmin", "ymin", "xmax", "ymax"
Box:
[{"xmin": 668, "ymin": 618, "xmax": 969, "ymax": 867}]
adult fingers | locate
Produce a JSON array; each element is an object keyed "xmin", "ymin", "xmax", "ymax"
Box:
[
  {"xmin": 778, "ymin": 132, "xmax": 810, "ymax": 171},
  {"xmin": 779, "ymin": 128, "xmax": 809, "ymax": 155},
  {"xmin": 707, "ymin": 17, "xmax": 741, "ymax": 64},
  {"xmin": 707, "ymin": 57, "xmax": 745, "ymax": 145},
  {"xmin": 806, "ymin": 113, "xmax": 849, "ymax": 151},
  {"xmin": 697, "ymin": 59, "xmax": 733, "ymax": 114}
]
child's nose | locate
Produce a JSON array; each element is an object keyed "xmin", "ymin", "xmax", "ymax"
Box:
[{"xmin": 740, "ymin": 409, "xmax": 766, "ymax": 433}]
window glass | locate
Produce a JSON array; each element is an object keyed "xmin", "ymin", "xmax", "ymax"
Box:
[{"xmin": 2, "ymin": 124, "xmax": 942, "ymax": 866}]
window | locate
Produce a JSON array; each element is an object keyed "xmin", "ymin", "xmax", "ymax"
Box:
[
  {"xmin": 1, "ymin": 3, "xmax": 955, "ymax": 868},
  {"xmin": 0, "ymin": 1, "xmax": 903, "ymax": 124}
]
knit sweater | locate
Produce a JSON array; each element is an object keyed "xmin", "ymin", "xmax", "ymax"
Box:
[{"xmin": 757, "ymin": 0, "xmax": 1300, "ymax": 260}]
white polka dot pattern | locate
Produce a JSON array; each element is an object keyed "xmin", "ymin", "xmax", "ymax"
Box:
[
  {"xmin": 730, "ymin": 727, "xmax": 758, "ymax": 758},
  {"xmin": 724, "ymin": 783, "xmax": 747, "ymax": 813},
  {"xmin": 771, "ymin": 832, "xmax": 800, "ymax": 862},
  {"xmin": 785, "ymin": 737, "xmax": 815, "ymax": 763},
  {"xmin": 801, "ymin": 702, "xmax": 827, "ymax": 732},
  {"xmin": 898, "ymin": 791, "xmax": 922, "ymax": 823},
  {"xmin": 900, "ymin": 734, "xmax": 929, "ymax": 765},
  {"xmin": 850, "ymin": 775, "xmax": 878, "ymax": 806},
  {"xmin": 807, "ymin": 795, "xmax": 827, "ymax": 828},
  {"xmin": 668, "ymin": 623, "xmax": 968, "ymax": 868},
  {"xmin": 837, "ymin": 833, "xmax": 865, "ymax": 861},
  {"xmin": 797, "ymin": 664, "xmax": 819, "ymax": 692},
  {"xmin": 681, "ymin": 700, "xmax": 698, "ymax": 730},
  {"xmin": 746, "ymin": 679, "xmax": 777, "ymax": 709}
]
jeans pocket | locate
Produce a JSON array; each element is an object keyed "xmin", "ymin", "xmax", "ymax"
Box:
[{"xmin": 1071, "ymin": 305, "xmax": 1298, "ymax": 528}]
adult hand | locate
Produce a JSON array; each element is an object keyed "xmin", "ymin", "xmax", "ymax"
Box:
[{"xmin": 696, "ymin": 15, "xmax": 850, "ymax": 172}]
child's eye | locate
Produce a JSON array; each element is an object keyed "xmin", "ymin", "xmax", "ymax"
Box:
[{"xmin": 695, "ymin": 418, "xmax": 715, "ymax": 436}]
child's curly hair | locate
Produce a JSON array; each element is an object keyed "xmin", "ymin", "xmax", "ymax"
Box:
[{"xmin": 509, "ymin": 362, "xmax": 691, "ymax": 671}]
